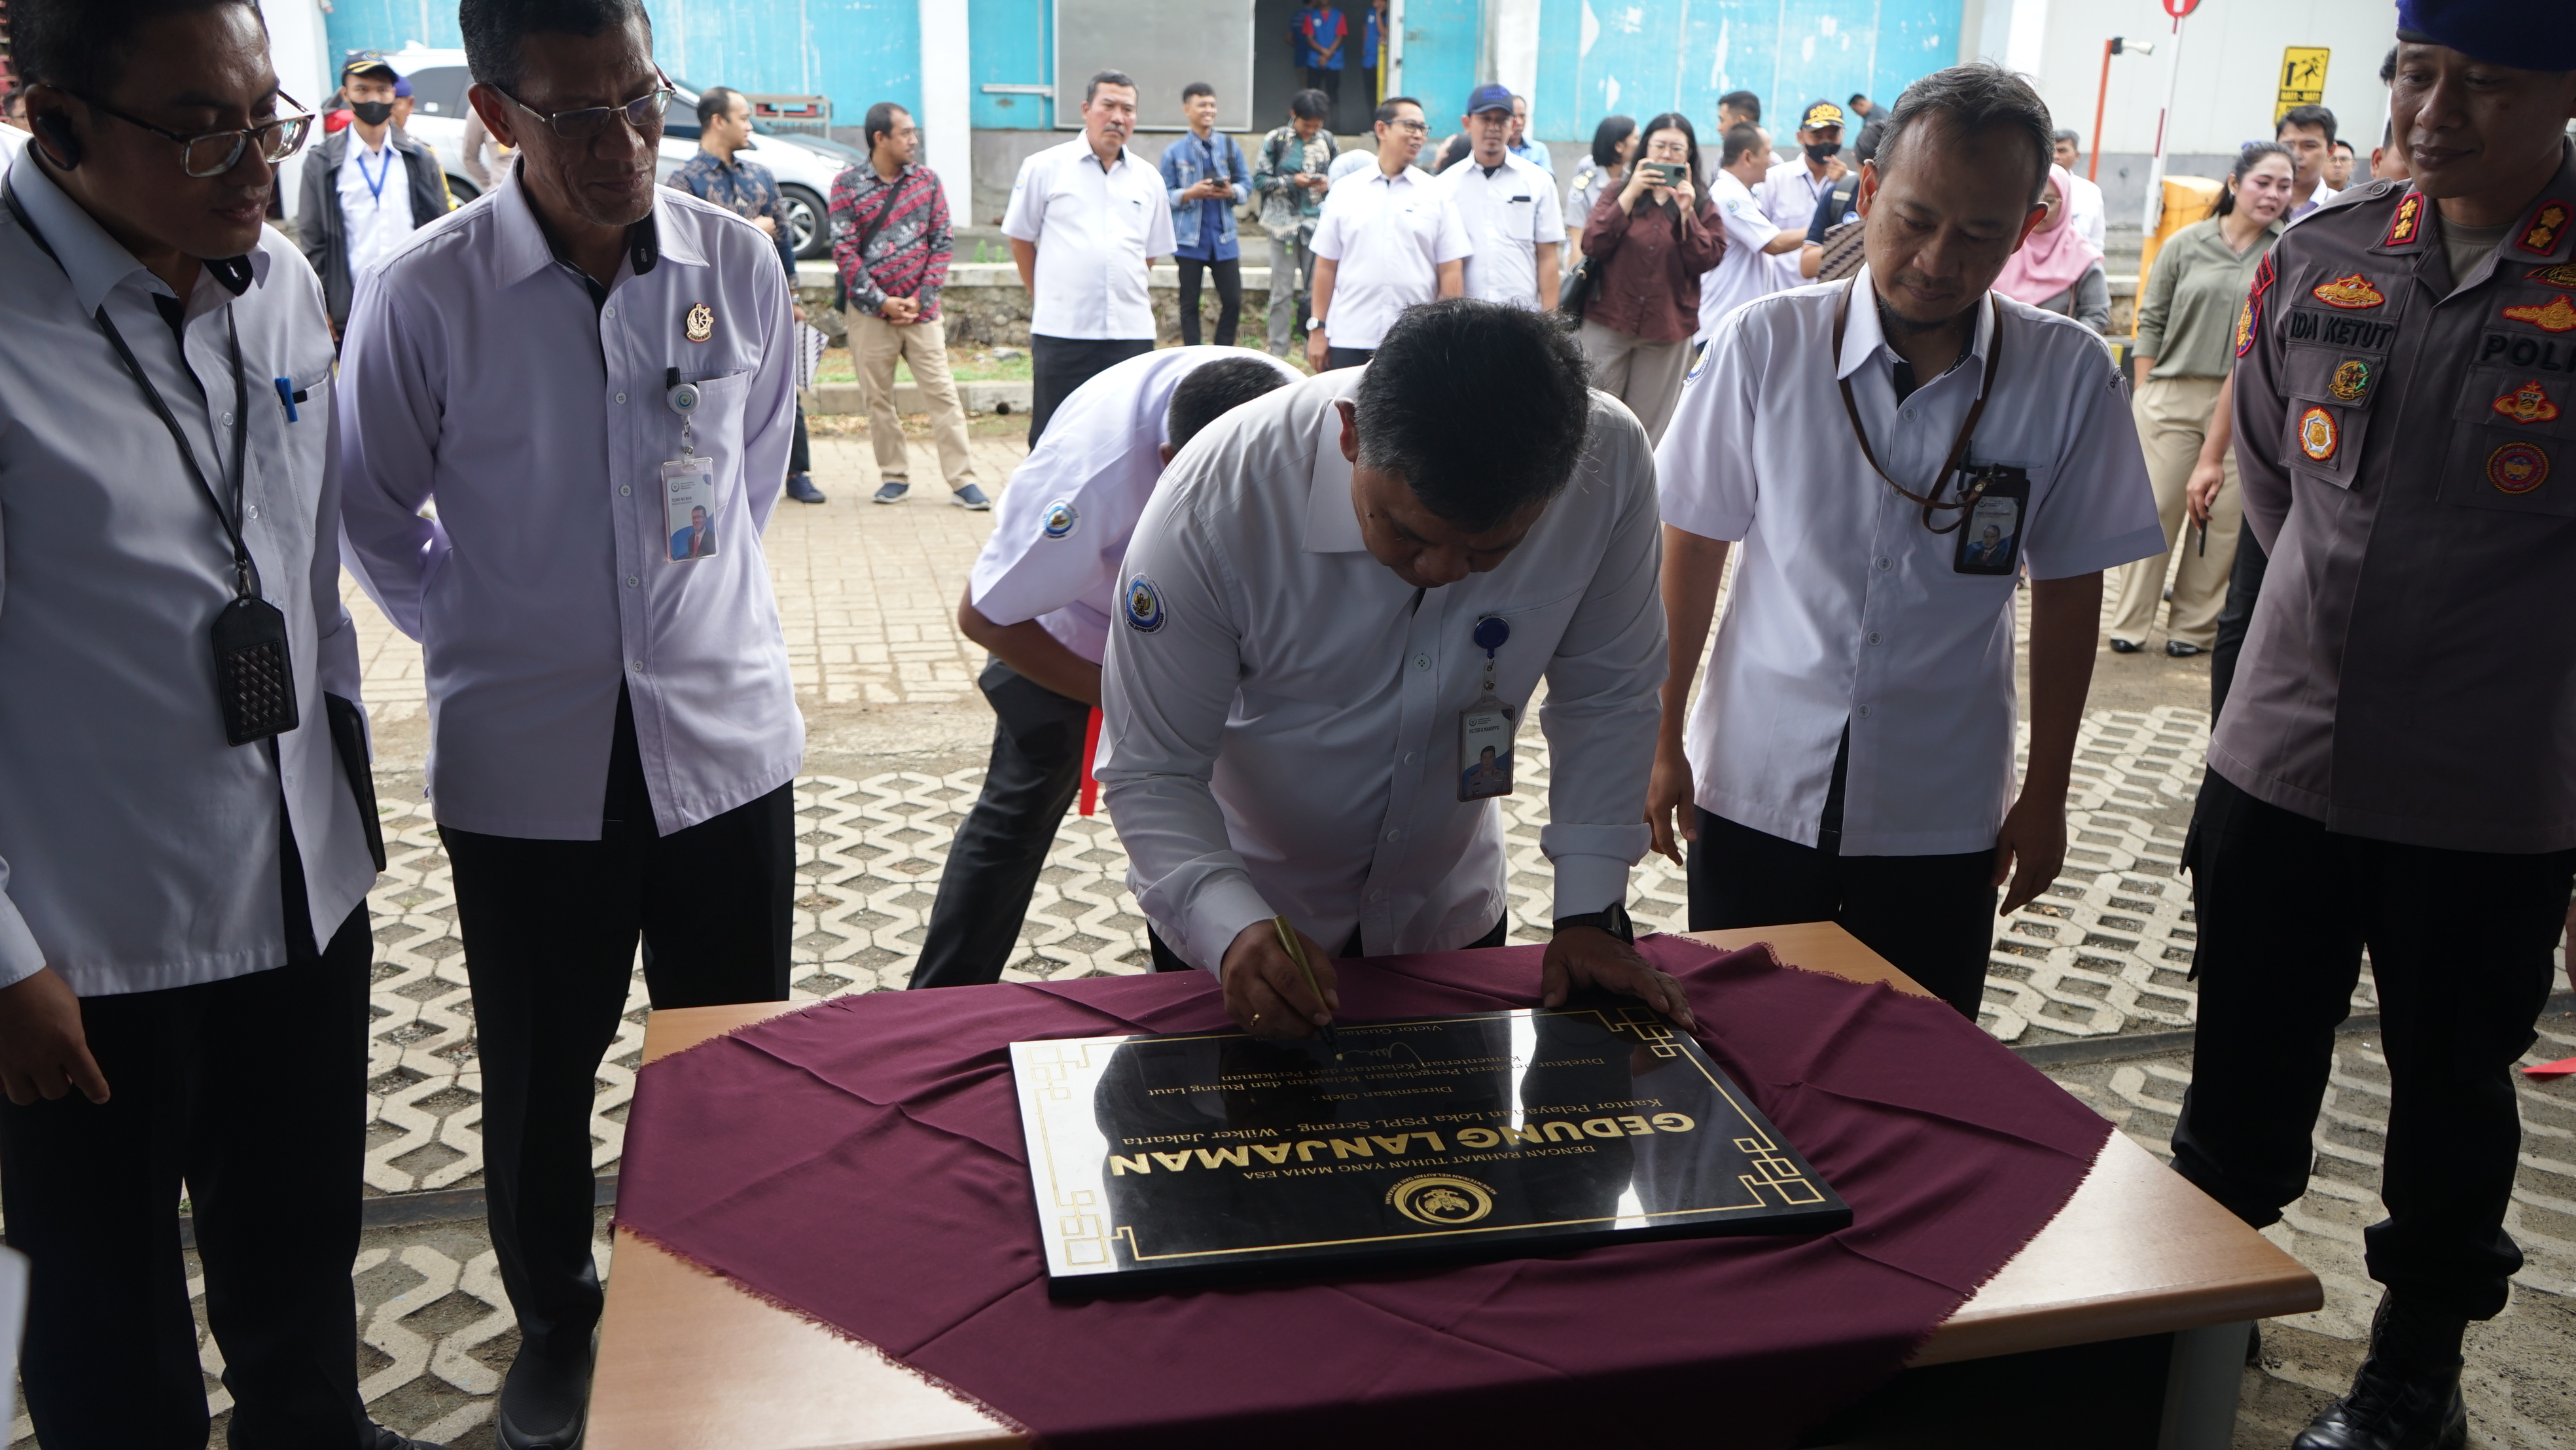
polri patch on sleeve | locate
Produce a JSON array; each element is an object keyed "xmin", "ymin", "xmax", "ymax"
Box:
[
  {"xmin": 2298, "ymin": 406, "xmax": 2339, "ymax": 463},
  {"xmin": 2250, "ymin": 249, "xmax": 2275, "ymax": 300},
  {"xmin": 2234, "ymin": 297, "xmax": 2259, "ymax": 358},
  {"xmin": 1124, "ymin": 575, "xmax": 1167, "ymax": 633},
  {"xmin": 1043, "ymin": 499, "xmax": 1079, "ymax": 539}
]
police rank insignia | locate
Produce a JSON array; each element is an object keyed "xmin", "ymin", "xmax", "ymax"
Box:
[
  {"xmin": 2298, "ymin": 406, "xmax": 2339, "ymax": 462},
  {"xmin": 2530, "ymin": 264, "xmax": 2576, "ymax": 291},
  {"xmin": 2488, "ymin": 442, "xmax": 2550, "ymax": 495},
  {"xmin": 2502, "ymin": 295, "xmax": 2576, "ymax": 333},
  {"xmin": 1041, "ymin": 499, "xmax": 1079, "ymax": 539},
  {"xmin": 2233, "ymin": 298, "xmax": 2257, "ymax": 358},
  {"xmin": 1124, "ymin": 574, "xmax": 1166, "ymax": 632},
  {"xmin": 2311, "ymin": 274, "xmax": 2386, "ymax": 309},
  {"xmin": 2329, "ymin": 359, "xmax": 2370, "ymax": 402},
  {"xmin": 685, "ymin": 302, "xmax": 714, "ymax": 342},
  {"xmin": 2382, "ymin": 192, "xmax": 2424, "ymax": 248},
  {"xmin": 2494, "ymin": 380, "xmax": 2562, "ymax": 425},
  {"xmin": 2518, "ymin": 200, "xmax": 2570, "ymax": 256}
]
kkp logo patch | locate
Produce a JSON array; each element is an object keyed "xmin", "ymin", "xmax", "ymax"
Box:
[
  {"xmin": 2298, "ymin": 406, "xmax": 2338, "ymax": 463},
  {"xmin": 1387, "ymin": 1175, "xmax": 1495, "ymax": 1226},
  {"xmin": 2494, "ymin": 380, "xmax": 2562, "ymax": 425},
  {"xmin": 1124, "ymin": 574, "xmax": 1166, "ymax": 633},
  {"xmin": 1683, "ymin": 345, "xmax": 1711, "ymax": 385},
  {"xmin": 2503, "ymin": 296, "xmax": 2576, "ymax": 334},
  {"xmin": 2311, "ymin": 274, "xmax": 2386, "ymax": 309},
  {"xmin": 2518, "ymin": 200, "xmax": 2571, "ymax": 256},
  {"xmin": 2329, "ymin": 359, "xmax": 2371, "ymax": 402},
  {"xmin": 2382, "ymin": 192, "xmax": 2424, "ymax": 247},
  {"xmin": 1041, "ymin": 499, "xmax": 1079, "ymax": 539},
  {"xmin": 2488, "ymin": 441, "xmax": 2550, "ymax": 494}
]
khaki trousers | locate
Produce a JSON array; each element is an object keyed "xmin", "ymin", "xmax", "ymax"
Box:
[
  {"xmin": 852, "ymin": 313, "xmax": 980, "ymax": 488},
  {"xmin": 1578, "ymin": 319, "xmax": 1692, "ymax": 445},
  {"xmin": 2111, "ymin": 374, "xmax": 2242, "ymax": 649}
]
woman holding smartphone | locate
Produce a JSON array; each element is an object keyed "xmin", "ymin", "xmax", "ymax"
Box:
[{"xmin": 1573, "ymin": 112, "xmax": 1723, "ymax": 443}]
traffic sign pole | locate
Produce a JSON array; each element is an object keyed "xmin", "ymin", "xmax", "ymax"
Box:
[{"xmin": 2142, "ymin": 0, "xmax": 2197, "ymax": 234}]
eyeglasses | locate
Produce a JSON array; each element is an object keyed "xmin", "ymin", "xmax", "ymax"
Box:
[
  {"xmin": 74, "ymin": 88, "xmax": 313, "ymax": 177},
  {"xmin": 495, "ymin": 78, "xmax": 672, "ymax": 140},
  {"xmin": 1385, "ymin": 119, "xmax": 1429, "ymax": 134}
]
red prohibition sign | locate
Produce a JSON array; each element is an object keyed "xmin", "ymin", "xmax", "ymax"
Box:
[{"xmin": 2162, "ymin": 0, "xmax": 2199, "ymax": 15}]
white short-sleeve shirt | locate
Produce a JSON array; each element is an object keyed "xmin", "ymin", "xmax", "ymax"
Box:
[
  {"xmin": 1694, "ymin": 170, "xmax": 1783, "ymax": 344},
  {"xmin": 338, "ymin": 133, "xmax": 415, "ymax": 280},
  {"xmin": 1310, "ymin": 166, "xmax": 1473, "ymax": 349},
  {"xmin": 1655, "ymin": 270, "xmax": 2163, "ymax": 857},
  {"xmin": 1001, "ymin": 139, "xmax": 1176, "ymax": 340},
  {"xmin": 969, "ymin": 345, "xmax": 1299, "ymax": 665},
  {"xmin": 1434, "ymin": 151, "xmax": 1562, "ymax": 309}
]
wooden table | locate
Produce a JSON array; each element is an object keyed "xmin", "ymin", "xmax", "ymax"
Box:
[{"xmin": 588, "ymin": 924, "xmax": 2321, "ymax": 1450}]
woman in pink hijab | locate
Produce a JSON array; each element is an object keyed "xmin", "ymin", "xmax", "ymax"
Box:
[{"xmin": 1993, "ymin": 164, "xmax": 2109, "ymax": 331}]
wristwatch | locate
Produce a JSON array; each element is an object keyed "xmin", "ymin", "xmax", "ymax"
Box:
[
  {"xmin": 1551, "ymin": 901, "xmax": 1635, "ymax": 946},
  {"xmin": 1306, "ymin": 315, "xmax": 1328, "ymax": 334}
]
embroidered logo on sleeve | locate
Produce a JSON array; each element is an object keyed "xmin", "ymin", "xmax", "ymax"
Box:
[
  {"xmin": 2298, "ymin": 406, "xmax": 2339, "ymax": 462},
  {"xmin": 1124, "ymin": 575, "xmax": 1167, "ymax": 632},
  {"xmin": 2382, "ymin": 192, "xmax": 2424, "ymax": 247},
  {"xmin": 2234, "ymin": 297, "xmax": 2258, "ymax": 358},
  {"xmin": 2493, "ymin": 380, "xmax": 2563, "ymax": 425},
  {"xmin": 2488, "ymin": 442, "xmax": 2550, "ymax": 494},
  {"xmin": 2311, "ymin": 274, "xmax": 2386, "ymax": 309},
  {"xmin": 2518, "ymin": 200, "xmax": 2570, "ymax": 256},
  {"xmin": 2502, "ymin": 296, "xmax": 2576, "ymax": 333},
  {"xmin": 2329, "ymin": 360, "xmax": 2371, "ymax": 402},
  {"xmin": 1042, "ymin": 499, "xmax": 1079, "ymax": 539}
]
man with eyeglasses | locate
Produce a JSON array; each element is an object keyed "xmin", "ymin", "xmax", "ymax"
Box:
[
  {"xmin": 1306, "ymin": 96, "xmax": 1469, "ymax": 371},
  {"xmin": 0, "ymin": 1, "xmax": 437, "ymax": 1447},
  {"xmin": 336, "ymin": 1, "xmax": 802, "ymax": 1444},
  {"xmin": 299, "ymin": 53, "xmax": 448, "ymax": 336}
]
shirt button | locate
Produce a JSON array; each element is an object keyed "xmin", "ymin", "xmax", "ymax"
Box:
[
  {"xmin": 1857, "ymin": 705, "xmax": 1872, "ymax": 718},
  {"xmin": 221, "ymin": 412, "xmax": 234, "ymax": 425},
  {"xmin": 246, "ymin": 504, "xmax": 260, "ymax": 520},
  {"xmin": 1386, "ymin": 829, "xmax": 1401, "ymax": 842},
  {"xmin": 1867, "ymin": 631, "xmax": 1881, "ymax": 645},
  {"xmin": 1901, "ymin": 408, "xmax": 1914, "ymax": 421},
  {"xmin": 605, "ymin": 306, "xmax": 617, "ymax": 318},
  {"xmin": 1414, "ymin": 654, "xmax": 1431, "ymax": 671},
  {"xmin": 626, "ymin": 575, "xmax": 639, "ymax": 588},
  {"xmin": 620, "ymin": 484, "xmax": 634, "ymax": 496},
  {"xmin": 1876, "ymin": 557, "xmax": 1893, "ymax": 571},
  {"xmin": 631, "ymin": 660, "xmax": 645, "ymax": 672},
  {"xmin": 616, "ymin": 392, "xmax": 628, "ymax": 404},
  {"xmin": 1368, "ymin": 889, "xmax": 1385, "ymax": 902},
  {"xmin": 1403, "ymin": 752, "xmax": 1418, "ymax": 764}
]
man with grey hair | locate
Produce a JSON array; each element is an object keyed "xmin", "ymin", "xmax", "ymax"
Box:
[
  {"xmin": 1003, "ymin": 69, "xmax": 1175, "ymax": 444},
  {"xmin": 1651, "ymin": 64, "xmax": 2161, "ymax": 1019},
  {"xmin": 2050, "ymin": 127, "xmax": 2106, "ymax": 247}
]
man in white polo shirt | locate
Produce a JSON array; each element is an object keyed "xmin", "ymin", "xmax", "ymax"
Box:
[
  {"xmin": 1102, "ymin": 298, "xmax": 1689, "ymax": 1039},
  {"xmin": 1435, "ymin": 82, "xmax": 1560, "ymax": 309},
  {"xmin": 1695, "ymin": 124, "xmax": 1802, "ymax": 344},
  {"xmin": 1650, "ymin": 66, "xmax": 2160, "ymax": 1021},
  {"xmin": 1306, "ymin": 95, "xmax": 1469, "ymax": 370},
  {"xmin": 1003, "ymin": 69, "xmax": 1175, "ymax": 445},
  {"xmin": 1759, "ymin": 100, "xmax": 1850, "ymax": 286},
  {"xmin": 910, "ymin": 347, "xmax": 1297, "ymax": 989}
]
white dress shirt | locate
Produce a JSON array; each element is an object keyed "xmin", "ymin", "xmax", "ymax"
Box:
[
  {"xmin": 1310, "ymin": 166, "xmax": 1473, "ymax": 349},
  {"xmin": 2287, "ymin": 177, "xmax": 2339, "ymax": 223},
  {"xmin": 1759, "ymin": 156, "xmax": 1836, "ymax": 285},
  {"xmin": 0, "ymin": 149, "xmax": 374, "ymax": 995},
  {"xmin": 338, "ymin": 129, "xmax": 413, "ymax": 281},
  {"xmin": 971, "ymin": 346, "xmax": 1299, "ymax": 665},
  {"xmin": 1694, "ymin": 170, "xmax": 1783, "ymax": 344},
  {"xmin": 338, "ymin": 172, "xmax": 803, "ymax": 840},
  {"xmin": 1098, "ymin": 368, "xmax": 1664, "ymax": 972},
  {"xmin": 2062, "ymin": 171, "xmax": 2107, "ymax": 251},
  {"xmin": 1001, "ymin": 139, "xmax": 1176, "ymax": 341},
  {"xmin": 1434, "ymin": 151, "xmax": 1562, "ymax": 308},
  {"xmin": 1656, "ymin": 270, "xmax": 2162, "ymax": 856}
]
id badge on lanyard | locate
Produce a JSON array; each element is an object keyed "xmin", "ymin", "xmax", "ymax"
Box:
[
  {"xmin": 662, "ymin": 373, "xmax": 717, "ymax": 563},
  {"xmin": 1458, "ymin": 616, "xmax": 1516, "ymax": 802},
  {"xmin": 1950, "ymin": 465, "xmax": 2031, "ymax": 576}
]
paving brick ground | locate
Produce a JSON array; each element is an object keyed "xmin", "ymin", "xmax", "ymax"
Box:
[{"xmin": 11, "ymin": 432, "xmax": 2571, "ymax": 1448}]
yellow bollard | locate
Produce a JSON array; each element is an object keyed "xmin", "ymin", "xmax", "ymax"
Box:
[{"xmin": 2134, "ymin": 175, "xmax": 2225, "ymax": 339}]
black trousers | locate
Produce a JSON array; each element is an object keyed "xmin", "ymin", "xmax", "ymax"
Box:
[
  {"xmin": 1148, "ymin": 915, "xmax": 1509, "ymax": 973},
  {"xmin": 440, "ymin": 691, "xmax": 793, "ymax": 1358},
  {"xmin": 789, "ymin": 398, "xmax": 813, "ymax": 477},
  {"xmin": 1028, "ymin": 334, "xmax": 1154, "ymax": 447},
  {"xmin": 0, "ymin": 906, "xmax": 374, "ymax": 1450},
  {"xmin": 1324, "ymin": 345, "xmax": 1374, "ymax": 371},
  {"xmin": 2173, "ymin": 769, "xmax": 2574, "ymax": 1319},
  {"xmin": 2207, "ymin": 528, "xmax": 2268, "ymax": 722},
  {"xmin": 1175, "ymin": 256, "xmax": 1243, "ymax": 347},
  {"xmin": 911, "ymin": 659, "xmax": 1093, "ymax": 988}
]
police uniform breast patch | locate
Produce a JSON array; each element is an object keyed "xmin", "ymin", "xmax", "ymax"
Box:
[
  {"xmin": 1124, "ymin": 574, "xmax": 1166, "ymax": 632},
  {"xmin": 2494, "ymin": 380, "xmax": 2563, "ymax": 425},
  {"xmin": 2503, "ymin": 296, "xmax": 2576, "ymax": 334},
  {"xmin": 2329, "ymin": 359, "xmax": 2370, "ymax": 402},
  {"xmin": 2311, "ymin": 274, "xmax": 2386, "ymax": 309},
  {"xmin": 2518, "ymin": 200, "xmax": 2570, "ymax": 256},
  {"xmin": 2530, "ymin": 264, "xmax": 2576, "ymax": 291},
  {"xmin": 1041, "ymin": 499, "xmax": 1079, "ymax": 539},
  {"xmin": 2298, "ymin": 406, "xmax": 2339, "ymax": 463},
  {"xmin": 2488, "ymin": 442, "xmax": 2550, "ymax": 495}
]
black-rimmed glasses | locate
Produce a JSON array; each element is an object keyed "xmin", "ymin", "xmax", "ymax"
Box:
[
  {"xmin": 74, "ymin": 88, "xmax": 313, "ymax": 177},
  {"xmin": 494, "ymin": 80, "xmax": 673, "ymax": 140}
]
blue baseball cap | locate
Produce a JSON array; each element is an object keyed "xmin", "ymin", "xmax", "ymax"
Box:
[
  {"xmin": 1466, "ymin": 82, "xmax": 1514, "ymax": 116},
  {"xmin": 2397, "ymin": 0, "xmax": 2576, "ymax": 71}
]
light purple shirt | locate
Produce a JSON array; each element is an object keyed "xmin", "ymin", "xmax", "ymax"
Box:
[{"xmin": 338, "ymin": 172, "xmax": 803, "ymax": 840}]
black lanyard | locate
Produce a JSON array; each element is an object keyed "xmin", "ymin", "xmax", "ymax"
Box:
[
  {"xmin": 1831, "ymin": 279, "xmax": 2004, "ymax": 537},
  {"xmin": 5, "ymin": 183, "xmax": 259, "ymax": 599}
]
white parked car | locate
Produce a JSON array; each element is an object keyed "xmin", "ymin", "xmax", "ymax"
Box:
[{"xmin": 370, "ymin": 46, "xmax": 860, "ymax": 258}]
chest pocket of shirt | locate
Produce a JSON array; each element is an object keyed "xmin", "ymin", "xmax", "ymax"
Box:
[
  {"xmin": 2440, "ymin": 362, "xmax": 2576, "ymax": 518},
  {"xmin": 2279, "ymin": 321, "xmax": 2395, "ymax": 490},
  {"xmin": 676, "ymin": 368, "xmax": 756, "ymax": 495}
]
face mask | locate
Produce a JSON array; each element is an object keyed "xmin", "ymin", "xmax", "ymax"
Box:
[
  {"xmin": 1804, "ymin": 141, "xmax": 1839, "ymax": 164},
  {"xmin": 351, "ymin": 100, "xmax": 395, "ymax": 127}
]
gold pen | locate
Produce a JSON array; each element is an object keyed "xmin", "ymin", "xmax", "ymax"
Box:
[{"xmin": 1271, "ymin": 913, "xmax": 1341, "ymax": 1055}]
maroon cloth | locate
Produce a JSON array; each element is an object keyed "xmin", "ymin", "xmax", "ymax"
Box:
[
  {"xmin": 1578, "ymin": 189, "xmax": 1725, "ymax": 342},
  {"xmin": 617, "ymin": 936, "xmax": 2112, "ymax": 1449}
]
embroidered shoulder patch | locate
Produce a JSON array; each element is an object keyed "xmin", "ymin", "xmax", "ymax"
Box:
[
  {"xmin": 2250, "ymin": 249, "xmax": 2276, "ymax": 301},
  {"xmin": 2234, "ymin": 296, "xmax": 2258, "ymax": 358},
  {"xmin": 2494, "ymin": 380, "xmax": 2563, "ymax": 425},
  {"xmin": 2518, "ymin": 200, "xmax": 2570, "ymax": 256},
  {"xmin": 1124, "ymin": 574, "xmax": 1166, "ymax": 633},
  {"xmin": 2488, "ymin": 441, "xmax": 2550, "ymax": 495},
  {"xmin": 1041, "ymin": 499, "xmax": 1079, "ymax": 539},
  {"xmin": 2503, "ymin": 296, "xmax": 2576, "ymax": 334},
  {"xmin": 2329, "ymin": 359, "xmax": 2370, "ymax": 402},
  {"xmin": 2311, "ymin": 274, "xmax": 2386, "ymax": 309},
  {"xmin": 2382, "ymin": 192, "xmax": 2424, "ymax": 248}
]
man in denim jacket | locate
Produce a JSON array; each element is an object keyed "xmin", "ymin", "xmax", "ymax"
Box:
[{"xmin": 1159, "ymin": 82, "xmax": 1251, "ymax": 346}]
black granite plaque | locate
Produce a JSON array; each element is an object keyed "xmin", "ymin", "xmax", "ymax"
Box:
[{"xmin": 1010, "ymin": 1001, "xmax": 1849, "ymax": 1297}]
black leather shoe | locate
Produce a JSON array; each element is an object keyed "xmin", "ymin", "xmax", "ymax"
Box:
[
  {"xmin": 2109, "ymin": 637, "xmax": 2143, "ymax": 654},
  {"xmin": 497, "ymin": 1339, "xmax": 592, "ymax": 1450},
  {"xmin": 2293, "ymin": 1296, "xmax": 2469, "ymax": 1450},
  {"xmin": 2165, "ymin": 639, "xmax": 2205, "ymax": 657},
  {"xmin": 373, "ymin": 1430, "xmax": 450, "ymax": 1450}
]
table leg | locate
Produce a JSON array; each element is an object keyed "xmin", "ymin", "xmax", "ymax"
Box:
[{"xmin": 2155, "ymin": 1321, "xmax": 2248, "ymax": 1450}]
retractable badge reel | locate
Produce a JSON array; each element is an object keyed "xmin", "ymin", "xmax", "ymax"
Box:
[
  {"xmin": 662, "ymin": 368, "xmax": 717, "ymax": 563},
  {"xmin": 1457, "ymin": 616, "xmax": 1516, "ymax": 802}
]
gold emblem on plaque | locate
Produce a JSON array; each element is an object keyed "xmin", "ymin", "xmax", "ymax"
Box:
[
  {"xmin": 1387, "ymin": 1174, "xmax": 1495, "ymax": 1226},
  {"xmin": 684, "ymin": 302, "xmax": 714, "ymax": 342}
]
